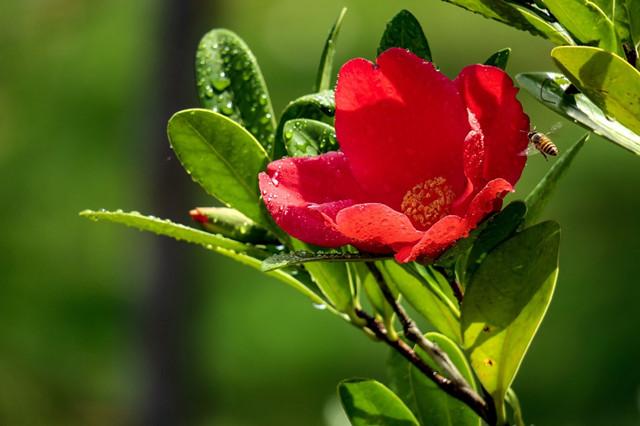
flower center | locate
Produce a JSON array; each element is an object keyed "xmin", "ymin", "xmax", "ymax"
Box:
[{"xmin": 400, "ymin": 177, "xmax": 456, "ymax": 229}]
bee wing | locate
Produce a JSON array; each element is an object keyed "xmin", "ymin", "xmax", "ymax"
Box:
[
  {"xmin": 547, "ymin": 122, "xmax": 563, "ymax": 135},
  {"xmin": 518, "ymin": 144, "xmax": 539, "ymax": 157}
]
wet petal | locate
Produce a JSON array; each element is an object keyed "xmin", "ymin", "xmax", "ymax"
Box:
[
  {"xmin": 465, "ymin": 178, "xmax": 513, "ymax": 227},
  {"xmin": 395, "ymin": 215, "xmax": 470, "ymax": 263}
]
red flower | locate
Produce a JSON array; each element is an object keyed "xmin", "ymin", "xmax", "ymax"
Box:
[{"xmin": 259, "ymin": 48, "xmax": 529, "ymax": 263}]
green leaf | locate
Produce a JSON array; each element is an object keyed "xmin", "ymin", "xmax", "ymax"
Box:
[
  {"xmin": 338, "ymin": 379, "xmax": 420, "ymax": 426},
  {"xmin": 437, "ymin": 0, "xmax": 574, "ymax": 45},
  {"xmin": 524, "ymin": 134, "xmax": 588, "ymax": 226},
  {"xmin": 261, "ymin": 249, "xmax": 389, "ymax": 272},
  {"xmin": 542, "ymin": 0, "xmax": 618, "ymax": 52},
  {"xmin": 505, "ymin": 388, "xmax": 526, "ymax": 426},
  {"xmin": 79, "ymin": 210, "xmax": 325, "ymax": 304},
  {"xmin": 352, "ymin": 262, "xmax": 395, "ymax": 321},
  {"xmin": 378, "ymin": 9, "xmax": 432, "ymax": 61},
  {"xmin": 462, "ymin": 221, "xmax": 560, "ymax": 418},
  {"xmin": 189, "ymin": 207, "xmax": 276, "ymax": 243},
  {"xmin": 283, "ymin": 119, "xmax": 338, "ymax": 157},
  {"xmin": 551, "ymin": 46, "xmax": 640, "ymax": 136},
  {"xmin": 387, "ymin": 333, "xmax": 481, "ymax": 426},
  {"xmin": 381, "ymin": 261, "xmax": 461, "ymax": 342},
  {"xmin": 288, "ymin": 241, "xmax": 355, "ymax": 312},
  {"xmin": 195, "ymin": 29, "xmax": 276, "ymax": 154},
  {"xmin": 464, "ymin": 201, "xmax": 527, "ymax": 280},
  {"xmin": 167, "ymin": 109, "xmax": 270, "ymax": 227},
  {"xmin": 483, "ymin": 48, "xmax": 511, "ymax": 70},
  {"xmin": 516, "ymin": 72, "xmax": 640, "ymax": 153},
  {"xmin": 273, "ymin": 90, "xmax": 335, "ymax": 159},
  {"xmin": 315, "ymin": 7, "xmax": 347, "ymax": 92},
  {"xmin": 625, "ymin": 0, "xmax": 640, "ymax": 52}
]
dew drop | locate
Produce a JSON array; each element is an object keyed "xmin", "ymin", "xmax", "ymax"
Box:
[
  {"xmin": 211, "ymin": 71, "xmax": 231, "ymax": 91},
  {"xmin": 312, "ymin": 303, "xmax": 327, "ymax": 310}
]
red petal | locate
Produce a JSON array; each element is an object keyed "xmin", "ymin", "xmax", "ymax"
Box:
[
  {"xmin": 455, "ymin": 65, "xmax": 530, "ymax": 187},
  {"xmin": 335, "ymin": 48, "xmax": 470, "ymax": 209},
  {"xmin": 395, "ymin": 215, "xmax": 470, "ymax": 263},
  {"xmin": 258, "ymin": 152, "xmax": 363, "ymax": 247},
  {"xmin": 465, "ymin": 178, "xmax": 513, "ymax": 227},
  {"xmin": 334, "ymin": 203, "xmax": 423, "ymax": 253}
]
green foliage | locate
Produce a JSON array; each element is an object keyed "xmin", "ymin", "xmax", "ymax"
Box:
[
  {"xmin": 552, "ymin": 46, "xmax": 640, "ymax": 136},
  {"xmin": 261, "ymin": 249, "xmax": 388, "ymax": 272},
  {"xmin": 315, "ymin": 7, "xmax": 348, "ymax": 92},
  {"xmin": 338, "ymin": 379, "xmax": 419, "ymax": 426},
  {"xmin": 524, "ymin": 135, "xmax": 588, "ymax": 226},
  {"xmin": 190, "ymin": 207, "xmax": 276, "ymax": 243},
  {"xmin": 378, "ymin": 9, "xmax": 432, "ymax": 61},
  {"xmin": 167, "ymin": 109, "xmax": 270, "ymax": 227},
  {"xmin": 462, "ymin": 221, "xmax": 560, "ymax": 420},
  {"xmin": 436, "ymin": 0, "xmax": 573, "ymax": 44},
  {"xmin": 483, "ymin": 48, "xmax": 511, "ymax": 69},
  {"xmin": 516, "ymin": 72, "xmax": 640, "ymax": 153},
  {"xmin": 195, "ymin": 29, "xmax": 276, "ymax": 154},
  {"xmin": 79, "ymin": 210, "xmax": 325, "ymax": 304},
  {"xmin": 273, "ymin": 90, "xmax": 335, "ymax": 159},
  {"xmin": 388, "ymin": 333, "xmax": 480, "ymax": 426},
  {"xmin": 542, "ymin": 0, "xmax": 618, "ymax": 53},
  {"xmin": 283, "ymin": 119, "xmax": 338, "ymax": 157},
  {"xmin": 382, "ymin": 261, "xmax": 460, "ymax": 342}
]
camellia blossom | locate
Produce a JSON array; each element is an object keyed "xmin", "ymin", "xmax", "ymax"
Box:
[{"xmin": 259, "ymin": 48, "xmax": 530, "ymax": 263}]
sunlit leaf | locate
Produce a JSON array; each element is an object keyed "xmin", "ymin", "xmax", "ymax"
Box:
[
  {"xmin": 273, "ymin": 90, "xmax": 335, "ymax": 159},
  {"xmin": 283, "ymin": 119, "xmax": 338, "ymax": 157},
  {"xmin": 338, "ymin": 379, "xmax": 419, "ymax": 426},
  {"xmin": 437, "ymin": 0, "xmax": 574, "ymax": 44},
  {"xmin": 195, "ymin": 29, "xmax": 276, "ymax": 153},
  {"xmin": 387, "ymin": 333, "xmax": 481, "ymax": 426},
  {"xmin": 552, "ymin": 46, "xmax": 640, "ymax": 136},
  {"xmin": 524, "ymin": 135, "xmax": 588, "ymax": 226},
  {"xmin": 378, "ymin": 9, "xmax": 432, "ymax": 61},
  {"xmin": 542, "ymin": 0, "xmax": 618, "ymax": 52},
  {"xmin": 315, "ymin": 7, "xmax": 347, "ymax": 92},
  {"xmin": 79, "ymin": 210, "xmax": 325, "ymax": 304},
  {"xmin": 516, "ymin": 72, "xmax": 640, "ymax": 154},
  {"xmin": 462, "ymin": 221, "xmax": 560, "ymax": 418},
  {"xmin": 382, "ymin": 261, "xmax": 460, "ymax": 342},
  {"xmin": 483, "ymin": 48, "xmax": 511, "ymax": 70},
  {"xmin": 167, "ymin": 109, "xmax": 270, "ymax": 227}
]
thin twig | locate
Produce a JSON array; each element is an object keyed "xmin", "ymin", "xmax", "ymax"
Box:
[
  {"xmin": 354, "ymin": 309, "xmax": 494, "ymax": 424},
  {"xmin": 364, "ymin": 262, "xmax": 495, "ymax": 424}
]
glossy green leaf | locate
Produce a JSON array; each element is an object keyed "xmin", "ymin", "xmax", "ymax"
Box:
[
  {"xmin": 79, "ymin": 210, "xmax": 325, "ymax": 304},
  {"xmin": 261, "ymin": 249, "xmax": 389, "ymax": 272},
  {"xmin": 195, "ymin": 29, "xmax": 276, "ymax": 153},
  {"xmin": 464, "ymin": 201, "xmax": 527, "ymax": 280},
  {"xmin": 437, "ymin": 0, "xmax": 574, "ymax": 45},
  {"xmin": 273, "ymin": 90, "xmax": 335, "ymax": 159},
  {"xmin": 462, "ymin": 221, "xmax": 560, "ymax": 418},
  {"xmin": 378, "ymin": 9, "xmax": 432, "ymax": 61},
  {"xmin": 516, "ymin": 72, "xmax": 640, "ymax": 153},
  {"xmin": 315, "ymin": 7, "xmax": 347, "ymax": 92},
  {"xmin": 552, "ymin": 46, "xmax": 640, "ymax": 136},
  {"xmin": 542, "ymin": 0, "xmax": 618, "ymax": 52},
  {"xmin": 283, "ymin": 119, "xmax": 338, "ymax": 157},
  {"xmin": 483, "ymin": 48, "xmax": 511, "ymax": 70},
  {"xmin": 524, "ymin": 134, "xmax": 588, "ymax": 226},
  {"xmin": 167, "ymin": 109, "xmax": 270, "ymax": 227},
  {"xmin": 338, "ymin": 379, "xmax": 419, "ymax": 426},
  {"xmin": 352, "ymin": 262, "xmax": 395, "ymax": 321},
  {"xmin": 289, "ymin": 241, "xmax": 354, "ymax": 312},
  {"xmin": 381, "ymin": 261, "xmax": 460, "ymax": 342},
  {"xmin": 387, "ymin": 333, "xmax": 481, "ymax": 426},
  {"xmin": 189, "ymin": 207, "xmax": 276, "ymax": 243}
]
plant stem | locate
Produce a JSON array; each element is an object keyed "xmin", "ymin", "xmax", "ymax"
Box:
[{"xmin": 354, "ymin": 308, "xmax": 495, "ymax": 424}]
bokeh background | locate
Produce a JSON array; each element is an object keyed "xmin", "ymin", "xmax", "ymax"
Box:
[{"xmin": 1, "ymin": 0, "xmax": 639, "ymax": 425}]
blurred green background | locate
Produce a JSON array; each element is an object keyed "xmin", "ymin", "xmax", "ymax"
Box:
[{"xmin": 1, "ymin": 0, "xmax": 639, "ymax": 425}]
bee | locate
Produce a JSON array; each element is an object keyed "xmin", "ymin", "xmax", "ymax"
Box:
[{"xmin": 521, "ymin": 124, "xmax": 560, "ymax": 160}]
